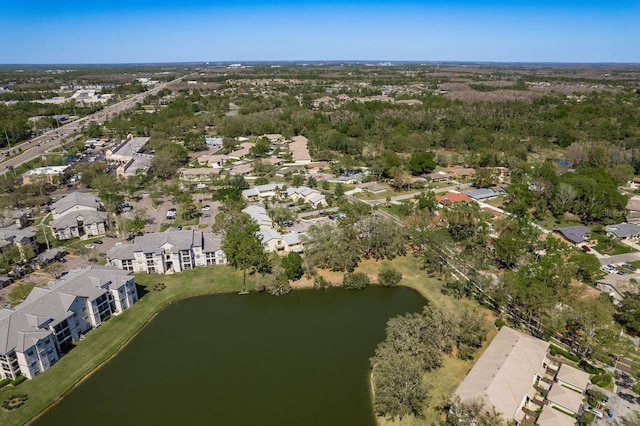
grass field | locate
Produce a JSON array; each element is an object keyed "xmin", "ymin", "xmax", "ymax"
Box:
[{"xmin": 0, "ymin": 256, "xmax": 493, "ymax": 426}]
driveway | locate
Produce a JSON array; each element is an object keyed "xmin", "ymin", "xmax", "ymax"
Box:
[
  {"xmin": 592, "ymin": 372, "xmax": 640, "ymax": 425},
  {"xmin": 599, "ymin": 252, "xmax": 640, "ymax": 266}
]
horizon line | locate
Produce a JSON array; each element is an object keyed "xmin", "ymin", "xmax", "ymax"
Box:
[{"xmin": 1, "ymin": 60, "xmax": 640, "ymax": 67}]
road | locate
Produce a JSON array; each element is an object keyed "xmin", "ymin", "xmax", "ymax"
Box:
[{"xmin": 0, "ymin": 75, "xmax": 189, "ymax": 174}]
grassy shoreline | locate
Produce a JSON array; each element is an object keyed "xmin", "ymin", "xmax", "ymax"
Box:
[{"xmin": 1, "ymin": 256, "xmax": 491, "ymax": 426}]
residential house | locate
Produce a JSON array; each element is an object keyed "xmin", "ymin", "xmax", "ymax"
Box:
[
  {"xmin": 625, "ymin": 197, "xmax": 640, "ymax": 224},
  {"xmin": 106, "ymin": 230, "xmax": 226, "ymax": 274},
  {"xmin": 204, "ymin": 137, "xmax": 224, "ymax": 149},
  {"xmin": 50, "ymin": 192, "xmax": 107, "ymax": 240},
  {"xmin": 196, "ymin": 154, "xmax": 228, "ymax": 168},
  {"xmin": 289, "ymin": 135, "xmax": 312, "ymax": 164},
  {"xmin": 545, "ymin": 364, "xmax": 590, "ymax": 416},
  {"xmin": 257, "ymin": 228, "xmax": 304, "ymax": 254},
  {"xmin": 286, "ymin": 186, "xmax": 327, "ymax": 209},
  {"xmin": 178, "ymin": 168, "xmax": 220, "ymax": 182},
  {"xmin": 0, "ymin": 266, "xmax": 138, "ymax": 380},
  {"xmin": 536, "ymin": 404, "xmax": 577, "ymax": 426},
  {"xmin": 424, "ymin": 171, "xmax": 450, "ymax": 182},
  {"xmin": 227, "ymin": 142, "xmax": 253, "ymax": 160},
  {"xmin": 0, "ymin": 208, "xmax": 30, "ymax": 228},
  {"xmin": 242, "ymin": 205, "xmax": 273, "ymax": 229},
  {"xmin": 0, "ymin": 224, "xmax": 38, "ymax": 260},
  {"xmin": 435, "ymin": 192, "xmax": 472, "ymax": 206},
  {"xmin": 261, "ymin": 134, "xmax": 285, "ymax": 143},
  {"xmin": 454, "ymin": 326, "xmax": 551, "ymax": 423},
  {"xmin": 554, "ymin": 226, "xmax": 590, "ymax": 246},
  {"xmin": 356, "ymin": 182, "xmax": 387, "ymax": 194},
  {"xmin": 450, "ymin": 168, "xmax": 476, "ymax": 179},
  {"xmin": 242, "ymin": 184, "xmax": 285, "ymax": 202},
  {"xmin": 604, "ymin": 223, "xmax": 640, "ymax": 240},
  {"xmin": 463, "ymin": 188, "xmax": 498, "ymax": 201}
]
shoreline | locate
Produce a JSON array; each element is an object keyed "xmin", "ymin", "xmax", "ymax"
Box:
[
  {"xmin": 4, "ymin": 257, "xmax": 456, "ymax": 426},
  {"xmin": 25, "ymin": 287, "xmax": 243, "ymax": 425}
]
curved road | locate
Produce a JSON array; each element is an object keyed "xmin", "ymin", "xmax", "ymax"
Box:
[{"xmin": 1, "ymin": 75, "xmax": 189, "ymax": 175}]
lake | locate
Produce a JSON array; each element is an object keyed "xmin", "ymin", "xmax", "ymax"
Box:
[{"xmin": 34, "ymin": 286, "xmax": 426, "ymax": 425}]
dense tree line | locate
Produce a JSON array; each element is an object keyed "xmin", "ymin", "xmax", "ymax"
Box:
[{"xmin": 370, "ymin": 306, "xmax": 488, "ymax": 420}]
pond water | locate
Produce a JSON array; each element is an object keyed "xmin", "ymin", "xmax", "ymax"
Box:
[{"xmin": 35, "ymin": 286, "xmax": 426, "ymax": 426}]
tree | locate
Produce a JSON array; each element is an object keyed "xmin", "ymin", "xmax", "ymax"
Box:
[
  {"xmin": 150, "ymin": 143, "xmax": 188, "ymax": 179},
  {"xmin": 378, "ymin": 263, "xmax": 402, "ymax": 287},
  {"xmin": 616, "ymin": 294, "xmax": 640, "ymax": 336},
  {"xmin": 307, "ymin": 175, "xmax": 317, "ymax": 188},
  {"xmin": 356, "ymin": 216, "xmax": 407, "ymax": 260},
  {"xmin": 291, "ymin": 174, "xmax": 305, "ymax": 187},
  {"xmin": 220, "ymin": 211, "xmax": 271, "ymax": 292},
  {"xmin": 343, "ymin": 272, "xmax": 370, "ymax": 289},
  {"xmin": 445, "ymin": 396, "xmax": 505, "ymax": 426},
  {"xmin": 442, "ymin": 202, "xmax": 490, "ymax": 246},
  {"xmin": 370, "ymin": 342, "xmax": 431, "ymax": 420},
  {"xmin": 407, "ymin": 151, "xmax": 436, "ymax": 175},
  {"xmin": 183, "ymin": 133, "xmax": 207, "ymax": 151},
  {"xmin": 473, "ymin": 167, "xmax": 499, "ymax": 188},
  {"xmin": 302, "ymin": 223, "xmax": 360, "ymax": 272},
  {"xmin": 267, "ymin": 272, "xmax": 292, "ymax": 296},
  {"xmin": 334, "ymin": 182, "xmax": 345, "ymax": 198},
  {"xmin": 250, "ymin": 138, "xmax": 270, "ymax": 157},
  {"xmin": 281, "ymin": 252, "xmax": 303, "ymax": 281}
]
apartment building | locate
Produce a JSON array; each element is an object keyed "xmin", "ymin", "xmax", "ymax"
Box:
[
  {"xmin": 106, "ymin": 229, "xmax": 226, "ymax": 274},
  {"xmin": 50, "ymin": 191, "xmax": 107, "ymax": 240},
  {"xmin": 0, "ymin": 266, "xmax": 137, "ymax": 380}
]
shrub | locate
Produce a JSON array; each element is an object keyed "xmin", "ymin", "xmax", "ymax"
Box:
[
  {"xmin": 580, "ymin": 359, "xmax": 605, "ymax": 375},
  {"xmin": 591, "ymin": 373, "xmax": 612, "ymax": 387},
  {"xmin": 343, "ymin": 272, "xmax": 370, "ymax": 290},
  {"xmin": 11, "ymin": 376, "xmax": 26, "ymax": 386},
  {"xmin": 313, "ymin": 276, "xmax": 331, "ymax": 291},
  {"xmin": 378, "ymin": 264, "xmax": 402, "ymax": 287},
  {"xmin": 550, "ymin": 344, "xmax": 579, "ymax": 362},
  {"xmin": 632, "ymin": 382, "xmax": 640, "ymax": 395},
  {"xmin": 2, "ymin": 394, "xmax": 28, "ymax": 410},
  {"xmin": 495, "ymin": 318, "xmax": 506, "ymax": 329},
  {"xmin": 0, "ymin": 378, "xmax": 10, "ymax": 389}
]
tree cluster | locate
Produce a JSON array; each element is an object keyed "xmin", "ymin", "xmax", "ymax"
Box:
[{"xmin": 370, "ymin": 306, "xmax": 488, "ymax": 420}]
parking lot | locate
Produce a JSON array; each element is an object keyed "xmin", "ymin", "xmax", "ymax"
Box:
[{"xmin": 591, "ymin": 372, "xmax": 640, "ymax": 424}]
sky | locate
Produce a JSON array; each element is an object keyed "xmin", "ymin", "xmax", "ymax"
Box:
[{"xmin": 0, "ymin": 0, "xmax": 638, "ymax": 64}]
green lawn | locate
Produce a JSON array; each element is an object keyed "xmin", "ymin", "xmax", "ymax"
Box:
[
  {"xmin": 590, "ymin": 233, "xmax": 635, "ymax": 256},
  {"xmin": 0, "ymin": 256, "xmax": 492, "ymax": 426}
]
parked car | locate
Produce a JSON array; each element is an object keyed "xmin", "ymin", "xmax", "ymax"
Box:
[
  {"xmin": 581, "ymin": 245, "xmax": 591, "ymax": 252},
  {"xmin": 201, "ymin": 205, "xmax": 211, "ymax": 211},
  {"xmin": 622, "ymin": 263, "xmax": 638, "ymax": 271},
  {"xmin": 94, "ymin": 240, "xmax": 103, "ymax": 245},
  {"xmin": 201, "ymin": 213, "xmax": 211, "ymax": 218},
  {"xmin": 583, "ymin": 406, "xmax": 604, "ymax": 419}
]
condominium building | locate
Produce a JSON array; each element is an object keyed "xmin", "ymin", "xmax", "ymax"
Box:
[
  {"xmin": 106, "ymin": 229, "xmax": 226, "ymax": 274},
  {"xmin": 50, "ymin": 191, "xmax": 107, "ymax": 240},
  {"xmin": 0, "ymin": 266, "xmax": 138, "ymax": 380}
]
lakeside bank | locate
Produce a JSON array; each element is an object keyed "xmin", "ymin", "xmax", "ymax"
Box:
[{"xmin": 0, "ymin": 256, "xmax": 490, "ymax": 426}]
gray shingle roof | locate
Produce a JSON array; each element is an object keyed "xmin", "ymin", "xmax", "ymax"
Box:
[
  {"xmin": 604, "ymin": 223, "xmax": 640, "ymax": 239},
  {"xmin": 50, "ymin": 210, "xmax": 107, "ymax": 230},
  {"xmin": 0, "ymin": 266, "xmax": 132, "ymax": 353},
  {"xmin": 52, "ymin": 192, "xmax": 100, "ymax": 216},
  {"xmin": 554, "ymin": 226, "xmax": 590, "ymax": 244}
]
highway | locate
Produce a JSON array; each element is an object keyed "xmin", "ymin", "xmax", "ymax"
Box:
[{"xmin": 0, "ymin": 75, "xmax": 188, "ymax": 175}]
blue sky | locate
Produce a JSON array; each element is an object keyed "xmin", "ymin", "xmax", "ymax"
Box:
[{"xmin": 0, "ymin": 1, "xmax": 638, "ymax": 64}]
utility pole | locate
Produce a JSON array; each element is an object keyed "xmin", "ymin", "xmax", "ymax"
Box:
[{"xmin": 3, "ymin": 127, "xmax": 11, "ymax": 148}]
